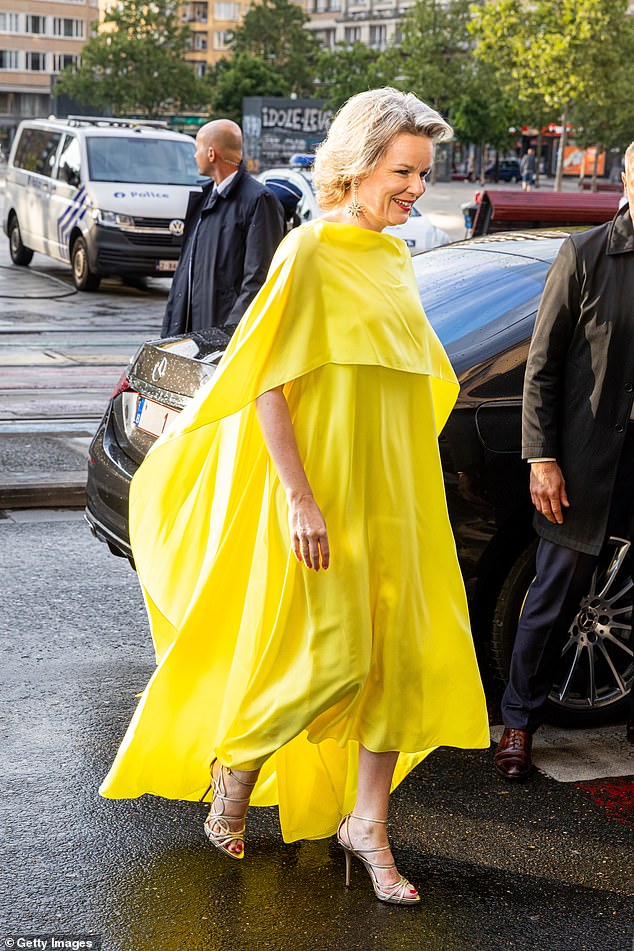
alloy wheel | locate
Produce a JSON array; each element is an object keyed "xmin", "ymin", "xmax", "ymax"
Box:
[{"xmin": 551, "ymin": 537, "xmax": 634, "ymax": 711}]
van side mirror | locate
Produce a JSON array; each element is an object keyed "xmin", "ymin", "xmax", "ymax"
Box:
[{"xmin": 62, "ymin": 163, "xmax": 80, "ymax": 187}]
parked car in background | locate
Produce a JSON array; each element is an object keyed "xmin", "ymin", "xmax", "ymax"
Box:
[
  {"xmin": 258, "ymin": 165, "xmax": 451, "ymax": 250},
  {"xmin": 85, "ymin": 231, "xmax": 634, "ymax": 728},
  {"xmin": 483, "ymin": 157, "xmax": 521, "ymax": 183},
  {"xmin": 3, "ymin": 116, "xmax": 201, "ymax": 291}
]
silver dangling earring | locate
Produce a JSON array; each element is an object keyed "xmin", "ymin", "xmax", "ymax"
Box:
[{"xmin": 347, "ymin": 178, "xmax": 363, "ymax": 218}]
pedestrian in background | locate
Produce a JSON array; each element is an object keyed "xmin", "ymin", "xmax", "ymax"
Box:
[
  {"xmin": 494, "ymin": 140, "xmax": 634, "ymax": 783},
  {"xmin": 100, "ymin": 87, "xmax": 489, "ymax": 905},
  {"xmin": 263, "ymin": 177, "xmax": 303, "ymax": 233},
  {"xmin": 162, "ymin": 119, "xmax": 284, "ymax": 338},
  {"xmin": 520, "ymin": 148, "xmax": 536, "ymax": 191}
]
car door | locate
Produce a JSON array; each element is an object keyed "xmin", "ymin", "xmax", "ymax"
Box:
[
  {"xmin": 50, "ymin": 133, "xmax": 85, "ymax": 262},
  {"xmin": 10, "ymin": 127, "xmax": 62, "ymax": 254}
]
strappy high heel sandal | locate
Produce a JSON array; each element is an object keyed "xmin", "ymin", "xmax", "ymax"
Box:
[
  {"xmin": 200, "ymin": 758, "xmax": 257, "ymax": 860},
  {"xmin": 336, "ymin": 813, "xmax": 420, "ymax": 905}
]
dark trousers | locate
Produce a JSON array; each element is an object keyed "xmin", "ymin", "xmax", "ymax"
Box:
[{"xmin": 501, "ymin": 426, "xmax": 634, "ymax": 731}]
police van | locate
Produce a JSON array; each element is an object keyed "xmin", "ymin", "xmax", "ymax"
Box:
[{"xmin": 3, "ymin": 116, "xmax": 202, "ymax": 291}]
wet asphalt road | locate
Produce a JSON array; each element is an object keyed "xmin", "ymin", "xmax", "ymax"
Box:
[{"xmin": 1, "ymin": 511, "xmax": 633, "ymax": 951}]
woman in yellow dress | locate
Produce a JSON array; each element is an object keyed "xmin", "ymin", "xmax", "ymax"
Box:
[{"xmin": 100, "ymin": 88, "xmax": 490, "ymax": 906}]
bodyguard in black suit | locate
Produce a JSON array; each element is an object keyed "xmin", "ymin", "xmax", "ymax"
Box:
[
  {"xmin": 495, "ymin": 147, "xmax": 634, "ymax": 780},
  {"xmin": 162, "ymin": 119, "xmax": 284, "ymax": 338}
]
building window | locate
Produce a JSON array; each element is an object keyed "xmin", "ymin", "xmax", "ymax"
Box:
[
  {"xmin": 194, "ymin": 32, "xmax": 208, "ymax": 50},
  {"xmin": 318, "ymin": 28, "xmax": 336, "ymax": 49},
  {"xmin": 195, "ymin": 62, "xmax": 207, "ymax": 77},
  {"xmin": 329, "ymin": 0, "xmax": 341, "ymax": 9},
  {"xmin": 369, "ymin": 24, "xmax": 387, "ymax": 49},
  {"xmin": 53, "ymin": 18, "xmax": 84, "ymax": 39},
  {"xmin": 193, "ymin": 3, "xmax": 208, "ymax": 22},
  {"xmin": 26, "ymin": 51, "xmax": 47, "ymax": 71},
  {"xmin": 25, "ymin": 15, "xmax": 47, "ymax": 34},
  {"xmin": 0, "ymin": 50, "xmax": 19, "ymax": 70},
  {"xmin": 53, "ymin": 53, "xmax": 79, "ymax": 73},
  {"xmin": 0, "ymin": 13, "xmax": 20, "ymax": 32},
  {"xmin": 213, "ymin": 31, "xmax": 231, "ymax": 49},
  {"xmin": 344, "ymin": 26, "xmax": 361, "ymax": 44},
  {"xmin": 214, "ymin": 2, "xmax": 241, "ymax": 20}
]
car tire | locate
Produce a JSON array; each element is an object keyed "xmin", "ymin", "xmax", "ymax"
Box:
[
  {"xmin": 8, "ymin": 215, "xmax": 33, "ymax": 266},
  {"xmin": 71, "ymin": 236, "xmax": 100, "ymax": 292},
  {"xmin": 491, "ymin": 538, "xmax": 634, "ymax": 725}
]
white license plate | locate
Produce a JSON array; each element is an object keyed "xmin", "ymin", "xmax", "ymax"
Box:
[
  {"xmin": 157, "ymin": 259, "xmax": 178, "ymax": 273},
  {"xmin": 134, "ymin": 396, "xmax": 180, "ymax": 437}
]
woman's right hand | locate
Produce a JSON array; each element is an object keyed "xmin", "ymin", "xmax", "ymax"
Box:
[{"xmin": 288, "ymin": 493, "xmax": 330, "ymax": 571}]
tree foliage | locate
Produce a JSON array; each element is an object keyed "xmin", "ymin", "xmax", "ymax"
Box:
[
  {"xmin": 398, "ymin": 0, "xmax": 473, "ymax": 116},
  {"xmin": 316, "ymin": 43, "xmax": 398, "ymax": 111},
  {"xmin": 208, "ymin": 54, "xmax": 288, "ymax": 125},
  {"xmin": 228, "ymin": 0, "xmax": 320, "ymax": 96},
  {"xmin": 471, "ymin": 0, "xmax": 634, "ymax": 188},
  {"xmin": 55, "ymin": 0, "xmax": 208, "ymax": 116},
  {"xmin": 452, "ymin": 60, "xmax": 518, "ymax": 152}
]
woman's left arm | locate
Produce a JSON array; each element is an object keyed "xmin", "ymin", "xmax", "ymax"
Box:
[{"xmin": 255, "ymin": 387, "xmax": 330, "ymax": 571}]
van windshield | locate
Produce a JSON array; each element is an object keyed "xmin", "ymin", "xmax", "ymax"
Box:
[{"xmin": 86, "ymin": 136, "xmax": 199, "ymax": 185}]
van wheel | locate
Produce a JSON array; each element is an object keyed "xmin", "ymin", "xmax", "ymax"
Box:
[
  {"xmin": 491, "ymin": 538, "xmax": 634, "ymax": 725},
  {"xmin": 8, "ymin": 215, "xmax": 33, "ymax": 266},
  {"xmin": 71, "ymin": 236, "xmax": 100, "ymax": 291}
]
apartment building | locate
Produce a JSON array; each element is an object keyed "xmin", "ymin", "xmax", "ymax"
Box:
[
  {"xmin": 0, "ymin": 1, "xmax": 99, "ymax": 147},
  {"xmin": 181, "ymin": 0, "xmax": 252, "ymax": 75},
  {"xmin": 305, "ymin": 0, "xmax": 416, "ymax": 51}
]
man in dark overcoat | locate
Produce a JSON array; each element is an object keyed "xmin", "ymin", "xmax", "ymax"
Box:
[
  {"xmin": 162, "ymin": 119, "xmax": 284, "ymax": 338},
  {"xmin": 494, "ymin": 143, "xmax": 634, "ymax": 780}
]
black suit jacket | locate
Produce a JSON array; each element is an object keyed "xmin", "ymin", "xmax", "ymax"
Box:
[
  {"xmin": 522, "ymin": 204, "xmax": 634, "ymax": 554},
  {"xmin": 162, "ymin": 164, "xmax": 284, "ymax": 336}
]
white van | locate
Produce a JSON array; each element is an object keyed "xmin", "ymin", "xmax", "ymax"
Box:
[{"xmin": 3, "ymin": 116, "xmax": 202, "ymax": 291}]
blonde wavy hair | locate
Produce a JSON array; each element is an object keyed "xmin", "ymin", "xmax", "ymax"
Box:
[{"xmin": 313, "ymin": 88, "xmax": 453, "ymax": 211}]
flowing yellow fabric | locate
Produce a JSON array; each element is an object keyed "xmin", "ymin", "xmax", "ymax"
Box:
[{"xmin": 99, "ymin": 220, "xmax": 489, "ymax": 842}]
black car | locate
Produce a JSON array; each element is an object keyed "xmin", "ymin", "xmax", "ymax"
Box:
[
  {"xmin": 86, "ymin": 232, "xmax": 634, "ymax": 726},
  {"xmin": 483, "ymin": 158, "xmax": 522, "ymax": 182}
]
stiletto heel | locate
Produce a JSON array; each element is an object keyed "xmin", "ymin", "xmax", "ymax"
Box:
[
  {"xmin": 343, "ymin": 848, "xmax": 352, "ymax": 887},
  {"xmin": 336, "ymin": 813, "xmax": 420, "ymax": 905},
  {"xmin": 200, "ymin": 757, "xmax": 257, "ymax": 860}
]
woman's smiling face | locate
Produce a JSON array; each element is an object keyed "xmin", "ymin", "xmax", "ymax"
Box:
[{"xmin": 355, "ymin": 133, "xmax": 434, "ymax": 232}]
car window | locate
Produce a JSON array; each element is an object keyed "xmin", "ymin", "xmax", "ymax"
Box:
[
  {"xmin": 413, "ymin": 246, "xmax": 553, "ymax": 348},
  {"xmin": 86, "ymin": 136, "xmax": 199, "ymax": 185},
  {"xmin": 55, "ymin": 134, "xmax": 81, "ymax": 186},
  {"xmin": 13, "ymin": 128, "xmax": 62, "ymax": 177}
]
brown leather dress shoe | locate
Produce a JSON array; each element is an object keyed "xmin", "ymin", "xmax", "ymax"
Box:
[{"xmin": 494, "ymin": 728, "xmax": 534, "ymax": 781}]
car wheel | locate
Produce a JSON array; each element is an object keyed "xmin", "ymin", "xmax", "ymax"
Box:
[
  {"xmin": 8, "ymin": 215, "xmax": 33, "ymax": 266},
  {"xmin": 71, "ymin": 236, "xmax": 100, "ymax": 291},
  {"xmin": 491, "ymin": 537, "xmax": 634, "ymax": 725}
]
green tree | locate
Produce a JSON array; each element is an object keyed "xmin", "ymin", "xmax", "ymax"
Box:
[
  {"xmin": 228, "ymin": 0, "xmax": 320, "ymax": 96},
  {"xmin": 452, "ymin": 59, "xmax": 519, "ymax": 178},
  {"xmin": 208, "ymin": 54, "xmax": 288, "ymax": 125},
  {"xmin": 316, "ymin": 42, "xmax": 398, "ymax": 111},
  {"xmin": 398, "ymin": 0, "xmax": 473, "ymax": 116},
  {"xmin": 55, "ymin": 0, "xmax": 207, "ymax": 116},
  {"xmin": 471, "ymin": 0, "xmax": 634, "ymax": 190}
]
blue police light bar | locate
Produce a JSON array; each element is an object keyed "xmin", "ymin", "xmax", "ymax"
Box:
[{"xmin": 289, "ymin": 153, "xmax": 314, "ymax": 168}]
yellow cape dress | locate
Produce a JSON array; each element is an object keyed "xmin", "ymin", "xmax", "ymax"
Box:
[{"xmin": 99, "ymin": 219, "xmax": 490, "ymax": 842}]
